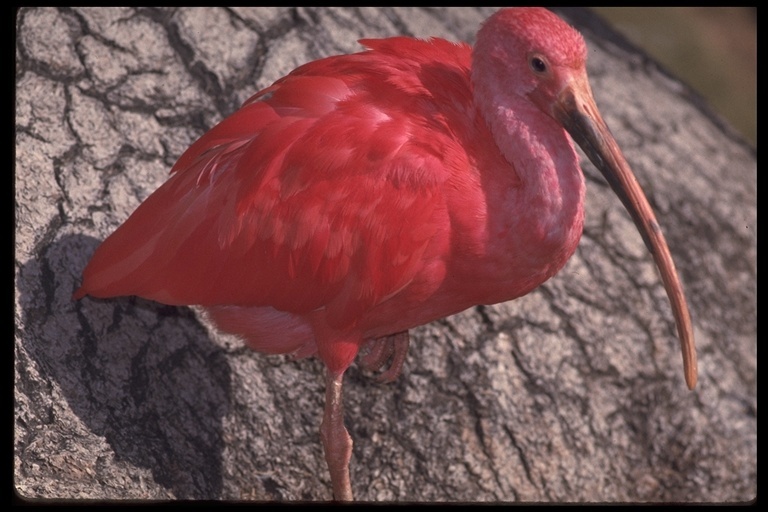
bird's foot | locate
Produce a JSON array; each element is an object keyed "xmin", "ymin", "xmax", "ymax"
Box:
[{"xmin": 359, "ymin": 330, "xmax": 410, "ymax": 383}]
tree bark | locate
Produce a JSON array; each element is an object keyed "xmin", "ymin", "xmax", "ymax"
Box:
[{"xmin": 15, "ymin": 7, "xmax": 755, "ymax": 502}]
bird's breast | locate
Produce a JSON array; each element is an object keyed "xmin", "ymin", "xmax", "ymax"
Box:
[{"xmin": 442, "ymin": 135, "xmax": 586, "ymax": 307}]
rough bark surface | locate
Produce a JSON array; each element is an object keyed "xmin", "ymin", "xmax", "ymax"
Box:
[{"xmin": 15, "ymin": 7, "xmax": 755, "ymax": 503}]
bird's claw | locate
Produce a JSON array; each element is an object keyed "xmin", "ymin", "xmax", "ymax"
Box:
[{"xmin": 359, "ymin": 331, "xmax": 410, "ymax": 383}]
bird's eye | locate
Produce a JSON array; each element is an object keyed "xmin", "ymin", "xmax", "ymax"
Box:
[{"xmin": 529, "ymin": 55, "xmax": 548, "ymax": 74}]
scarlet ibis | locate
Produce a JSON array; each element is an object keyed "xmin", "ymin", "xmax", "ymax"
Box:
[{"xmin": 74, "ymin": 7, "xmax": 697, "ymax": 500}]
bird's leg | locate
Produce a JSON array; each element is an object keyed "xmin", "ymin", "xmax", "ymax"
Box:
[
  {"xmin": 320, "ymin": 369, "xmax": 353, "ymax": 501},
  {"xmin": 359, "ymin": 330, "xmax": 410, "ymax": 383}
]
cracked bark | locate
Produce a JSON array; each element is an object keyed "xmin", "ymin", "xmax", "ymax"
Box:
[{"xmin": 15, "ymin": 7, "xmax": 755, "ymax": 502}]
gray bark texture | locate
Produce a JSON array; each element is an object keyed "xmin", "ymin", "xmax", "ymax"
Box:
[{"xmin": 15, "ymin": 7, "xmax": 755, "ymax": 503}]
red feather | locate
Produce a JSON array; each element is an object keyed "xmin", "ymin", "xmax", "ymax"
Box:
[{"xmin": 75, "ymin": 35, "xmax": 522, "ymax": 372}]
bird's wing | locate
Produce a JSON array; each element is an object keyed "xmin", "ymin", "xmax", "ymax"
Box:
[{"xmin": 76, "ymin": 37, "xmax": 483, "ymax": 330}]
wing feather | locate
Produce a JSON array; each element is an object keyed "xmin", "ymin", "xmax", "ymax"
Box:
[{"xmin": 77, "ymin": 37, "xmax": 482, "ymax": 330}]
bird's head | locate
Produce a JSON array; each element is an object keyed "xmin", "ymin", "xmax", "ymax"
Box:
[{"xmin": 473, "ymin": 7, "xmax": 587, "ymax": 111}]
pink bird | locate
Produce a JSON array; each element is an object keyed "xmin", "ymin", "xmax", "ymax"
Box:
[{"xmin": 75, "ymin": 8, "xmax": 697, "ymax": 501}]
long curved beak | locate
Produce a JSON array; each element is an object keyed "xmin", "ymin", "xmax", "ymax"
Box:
[{"xmin": 552, "ymin": 74, "xmax": 698, "ymax": 390}]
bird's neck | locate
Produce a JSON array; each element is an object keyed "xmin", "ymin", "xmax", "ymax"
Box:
[
  {"xmin": 468, "ymin": 79, "xmax": 586, "ymax": 300},
  {"xmin": 495, "ymin": 98, "xmax": 585, "ymax": 228}
]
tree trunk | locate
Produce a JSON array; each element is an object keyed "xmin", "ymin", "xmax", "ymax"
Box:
[{"xmin": 15, "ymin": 7, "xmax": 755, "ymax": 502}]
